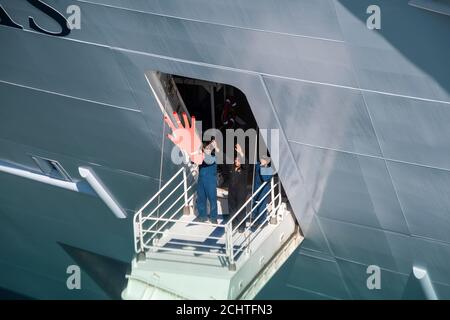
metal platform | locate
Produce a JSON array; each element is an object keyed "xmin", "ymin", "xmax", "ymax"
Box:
[{"xmin": 122, "ymin": 167, "xmax": 302, "ymax": 300}]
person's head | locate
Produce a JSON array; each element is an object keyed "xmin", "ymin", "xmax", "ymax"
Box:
[
  {"xmin": 234, "ymin": 155, "xmax": 241, "ymax": 168},
  {"xmin": 202, "ymin": 140, "xmax": 211, "ymax": 153},
  {"xmin": 260, "ymin": 154, "xmax": 271, "ymax": 167}
]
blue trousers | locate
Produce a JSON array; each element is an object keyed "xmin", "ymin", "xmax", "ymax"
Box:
[
  {"xmin": 196, "ymin": 175, "xmax": 217, "ymax": 219},
  {"xmin": 252, "ymin": 194, "xmax": 269, "ymax": 222},
  {"xmin": 251, "ymin": 181, "xmax": 270, "ymax": 223}
]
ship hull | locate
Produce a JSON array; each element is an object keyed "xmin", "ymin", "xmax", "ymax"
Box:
[{"xmin": 1, "ymin": 0, "xmax": 450, "ymax": 299}]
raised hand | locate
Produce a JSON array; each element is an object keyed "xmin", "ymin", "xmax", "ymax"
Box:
[
  {"xmin": 204, "ymin": 139, "xmax": 219, "ymax": 154},
  {"xmin": 164, "ymin": 112, "xmax": 204, "ymax": 165},
  {"xmin": 235, "ymin": 143, "xmax": 243, "ymax": 157}
]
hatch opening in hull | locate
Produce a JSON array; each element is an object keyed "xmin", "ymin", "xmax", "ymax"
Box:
[{"xmin": 122, "ymin": 71, "xmax": 304, "ymax": 300}]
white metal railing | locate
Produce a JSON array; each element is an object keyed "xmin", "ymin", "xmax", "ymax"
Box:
[
  {"xmin": 133, "ymin": 166, "xmax": 283, "ymax": 270},
  {"xmin": 226, "ymin": 176, "xmax": 282, "ymax": 268},
  {"xmin": 133, "ymin": 167, "xmax": 192, "ymax": 253}
]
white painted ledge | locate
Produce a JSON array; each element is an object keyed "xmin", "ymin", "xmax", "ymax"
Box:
[
  {"xmin": 0, "ymin": 160, "xmax": 94, "ymax": 195},
  {"xmin": 413, "ymin": 266, "xmax": 438, "ymax": 300},
  {"xmin": 79, "ymin": 166, "xmax": 127, "ymax": 219}
]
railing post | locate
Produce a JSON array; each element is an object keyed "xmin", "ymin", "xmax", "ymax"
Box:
[
  {"xmin": 226, "ymin": 224, "xmax": 236, "ymax": 271},
  {"xmin": 270, "ymin": 177, "xmax": 277, "ymax": 224},
  {"xmin": 271, "ymin": 177, "xmax": 275, "ymax": 203},
  {"xmin": 137, "ymin": 211, "xmax": 146, "ymax": 262},
  {"xmin": 182, "ymin": 168, "xmax": 190, "ymax": 215},
  {"xmin": 278, "ymin": 180, "xmax": 282, "ymax": 207}
]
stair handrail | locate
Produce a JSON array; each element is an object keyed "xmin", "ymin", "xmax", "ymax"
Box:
[
  {"xmin": 134, "ymin": 167, "xmax": 190, "ymax": 253},
  {"xmin": 225, "ymin": 177, "xmax": 282, "ymax": 268},
  {"xmin": 134, "ymin": 165, "xmax": 284, "ymax": 272},
  {"xmin": 137, "ymin": 167, "xmax": 185, "ymax": 216}
]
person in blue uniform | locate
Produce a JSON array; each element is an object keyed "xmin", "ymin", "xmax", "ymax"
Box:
[
  {"xmin": 251, "ymin": 155, "xmax": 273, "ymax": 227},
  {"xmin": 197, "ymin": 139, "xmax": 218, "ymax": 224}
]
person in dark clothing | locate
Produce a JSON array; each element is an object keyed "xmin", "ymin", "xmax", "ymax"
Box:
[
  {"xmin": 251, "ymin": 155, "xmax": 273, "ymax": 227},
  {"xmin": 228, "ymin": 144, "xmax": 248, "ymax": 232}
]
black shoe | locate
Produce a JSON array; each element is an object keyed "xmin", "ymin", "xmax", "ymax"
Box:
[
  {"xmin": 209, "ymin": 218, "xmax": 218, "ymax": 225},
  {"xmin": 251, "ymin": 220, "xmax": 265, "ymax": 232},
  {"xmin": 197, "ymin": 216, "xmax": 207, "ymax": 223}
]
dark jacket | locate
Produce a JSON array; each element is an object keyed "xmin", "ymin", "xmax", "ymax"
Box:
[
  {"xmin": 228, "ymin": 164, "xmax": 248, "ymax": 214},
  {"xmin": 229, "ymin": 164, "xmax": 248, "ymax": 194}
]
